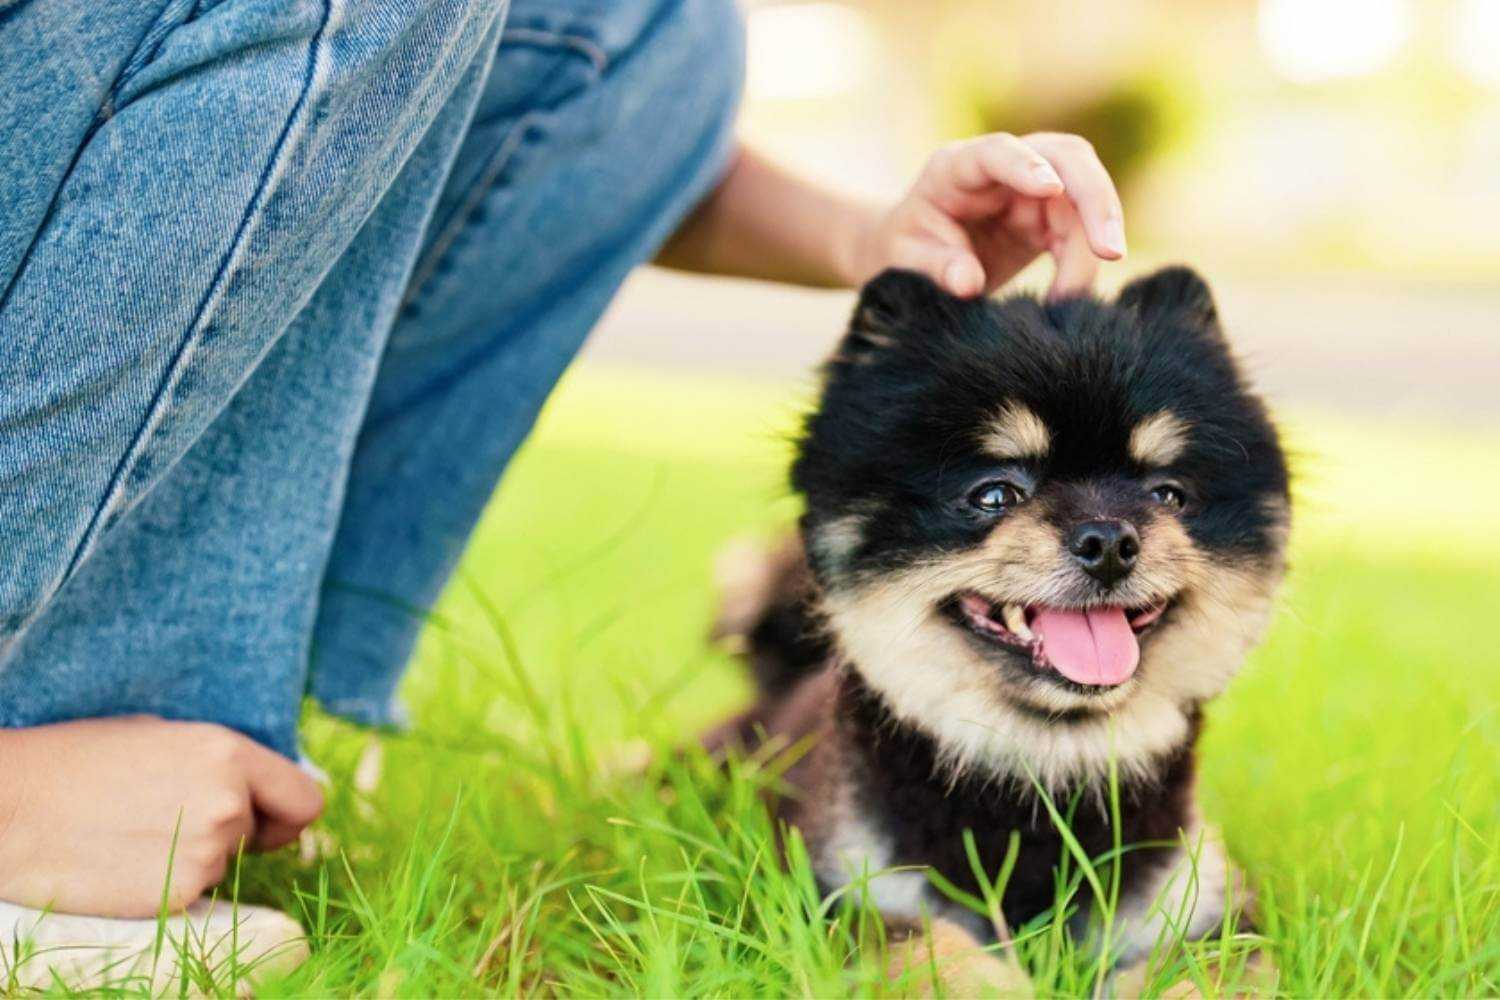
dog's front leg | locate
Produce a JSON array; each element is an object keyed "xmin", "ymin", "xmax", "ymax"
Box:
[
  {"xmin": 883, "ymin": 913, "xmax": 1033, "ymax": 998},
  {"xmin": 1106, "ymin": 822, "xmax": 1277, "ymax": 998},
  {"xmin": 1111, "ymin": 946, "xmax": 1277, "ymax": 999}
]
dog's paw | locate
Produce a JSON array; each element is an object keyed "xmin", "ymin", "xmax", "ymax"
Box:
[
  {"xmin": 886, "ymin": 917, "xmax": 1032, "ymax": 998},
  {"xmin": 1113, "ymin": 948, "xmax": 1278, "ymax": 999}
]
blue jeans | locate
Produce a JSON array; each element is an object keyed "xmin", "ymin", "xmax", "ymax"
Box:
[{"xmin": 0, "ymin": 0, "xmax": 744, "ymax": 757}]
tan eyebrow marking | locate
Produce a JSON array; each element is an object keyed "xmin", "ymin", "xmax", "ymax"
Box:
[
  {"xmin": 981, "ymin": 401, "xmax": 1051, "ymax": 460},
  {"xmin": 1130, "ymin": 411, "xmax": 1192, "ymax": 466}
]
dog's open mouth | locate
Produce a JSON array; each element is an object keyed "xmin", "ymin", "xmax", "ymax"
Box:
[{"xmin": 944, "ymin": 592, "xmax": 1171, "ymax": 689}]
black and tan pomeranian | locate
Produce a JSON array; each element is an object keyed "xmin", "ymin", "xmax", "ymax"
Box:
[{"xmin": 711, "ymin": 266, "xmax": 1290, "ymax": 984}]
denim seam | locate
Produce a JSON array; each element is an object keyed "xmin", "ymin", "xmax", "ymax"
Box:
[
  {"xmin": 0, "ymin": 0, "xmax": 201, "ymax": 313},
  {"xmin": 399, "ymin": 25, "xmax": 607, "ymax": 312},
  {"xmin": 40, "ymin": 0, "xmax": 338, "ymax": 618},
  {"xmin": 399, "ymin": 114, "xmax": 534, "ymax": 310},
  {"xmin": 500, "ymin": 26, "xmax": 606, "ymax": 74},
  {"xmin": 103, "ymin": 0, "xmax": 206, "ymax": 120}
]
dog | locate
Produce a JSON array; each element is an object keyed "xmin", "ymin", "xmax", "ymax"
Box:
[{"xmin": 709, "ymin": 266, "xmax": 1290, "ymax": 988}]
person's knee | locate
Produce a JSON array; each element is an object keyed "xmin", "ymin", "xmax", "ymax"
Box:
[
  {"xmin": 619, "ymin": 0, "xmax": 746, "ymax": 180},
  {"xmin": 665, "ymin": 0, "xmax": 746, "ymax": 127}
]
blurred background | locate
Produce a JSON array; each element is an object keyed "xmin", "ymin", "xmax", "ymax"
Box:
[{"xmin": 585, "ymin": 0, "xmax": 1500, "ymax": 424}]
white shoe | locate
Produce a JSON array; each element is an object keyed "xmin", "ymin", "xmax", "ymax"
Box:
[{"xmin": 0, "ymin": 896, "xmax": 308, "ymax": 994}]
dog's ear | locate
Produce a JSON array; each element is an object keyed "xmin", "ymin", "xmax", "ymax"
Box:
[
  {"xmin": 1117, "ymin": 265, "xmax": 1221, "ymax": 337},
  {"xmin": 835, "ymin": 268, "xmax": 957, "ymax": 362}
]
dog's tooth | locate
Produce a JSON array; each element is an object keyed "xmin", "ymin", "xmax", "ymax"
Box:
[{"xmin": 1002, "ymin": 604, "xmax": 1034, "ymax": 640}]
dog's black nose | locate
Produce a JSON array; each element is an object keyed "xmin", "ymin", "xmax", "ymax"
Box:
[{"xmin": 1067, "ymin": 520, "xmax": 1140, "ymax": 586}]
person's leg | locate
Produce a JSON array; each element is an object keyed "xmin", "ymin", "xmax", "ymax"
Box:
[
  {"xmin": 0, "ymin": 0, "xmax": 510, "ymax": 750},
  {"xmin": 0, "ymin": 0, "xmax": 515, "ymax": 976},
  {"xmin": 0, "ymin": 0, "xmax": 508, "ymax": 659},
  {"xmin": 0, "ymin": 16, "xmax": 507, "ymax": 757},
  {"xmin": 307, "ymin": 0, "xmax": 746, "ymax": 724}
]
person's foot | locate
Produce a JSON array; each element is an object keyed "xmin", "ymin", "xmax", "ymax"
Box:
[{"xmin": 0, "ymin": 896, "xmax": 308, "ymax": 993}]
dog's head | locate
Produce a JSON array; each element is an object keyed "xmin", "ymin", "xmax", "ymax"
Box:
[{"xmin": 794, "ymin": 267, "xmax": 1290, "ymax": 785}]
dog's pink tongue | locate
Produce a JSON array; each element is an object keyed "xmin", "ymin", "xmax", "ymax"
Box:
[{"xmin": 1030, "ymin": 607, "xmax": 1139, "ymax": 686}]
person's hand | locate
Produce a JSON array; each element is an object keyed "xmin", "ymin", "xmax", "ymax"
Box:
[
  {"xmin": 846, "ymin": 132, "xmax": 1127, "ymax": 300},
  {"xmin": 0, "ymin": 716, "xmax": 324, "ymax": 918}
]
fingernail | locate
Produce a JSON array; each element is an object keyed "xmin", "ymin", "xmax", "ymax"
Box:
[
  {"xmin": 1032, "ymin": 162, "xmax": 1063, "ymax": 188},
  {"xmin": 1103, "ymin": 219, "xmax": 1127, "ymax": 257}
]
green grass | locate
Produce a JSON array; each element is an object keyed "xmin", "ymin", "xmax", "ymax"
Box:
[{"xmin": 85, "ymin": 370, "xmax": 1500, "ymax": 996}]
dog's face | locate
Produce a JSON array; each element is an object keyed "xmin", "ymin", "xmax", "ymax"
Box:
[{"xmin": 794, "ymin": 268, "xmax": 1290, "ymax": 784}]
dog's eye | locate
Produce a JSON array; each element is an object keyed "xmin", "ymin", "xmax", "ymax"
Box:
[
  {"xmin": 968, "ymin": 481, "xmax": 1025, "ymax": 513},
  {"xmin": 1150, "ymin": 484, "xmax": 1186, "ymax": 511}
]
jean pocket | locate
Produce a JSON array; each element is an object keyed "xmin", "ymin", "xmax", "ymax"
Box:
[
  {"xmin": 476, "ymin": 14, "xmax": 608, "ymax": 125},
  {"xmin": 396, "ymin": 15, "xmax": 608, "ymax": 316}
]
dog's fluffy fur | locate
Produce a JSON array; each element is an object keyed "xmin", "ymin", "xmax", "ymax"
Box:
[{"xmin": 710, "ymin": 266, "xmax": 1290, "ymax": 967}]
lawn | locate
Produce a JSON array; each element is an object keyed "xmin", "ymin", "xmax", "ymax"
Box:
[{"xmin": 223, "ymin": 369, "xmax": 1498, "ymax": 997}]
